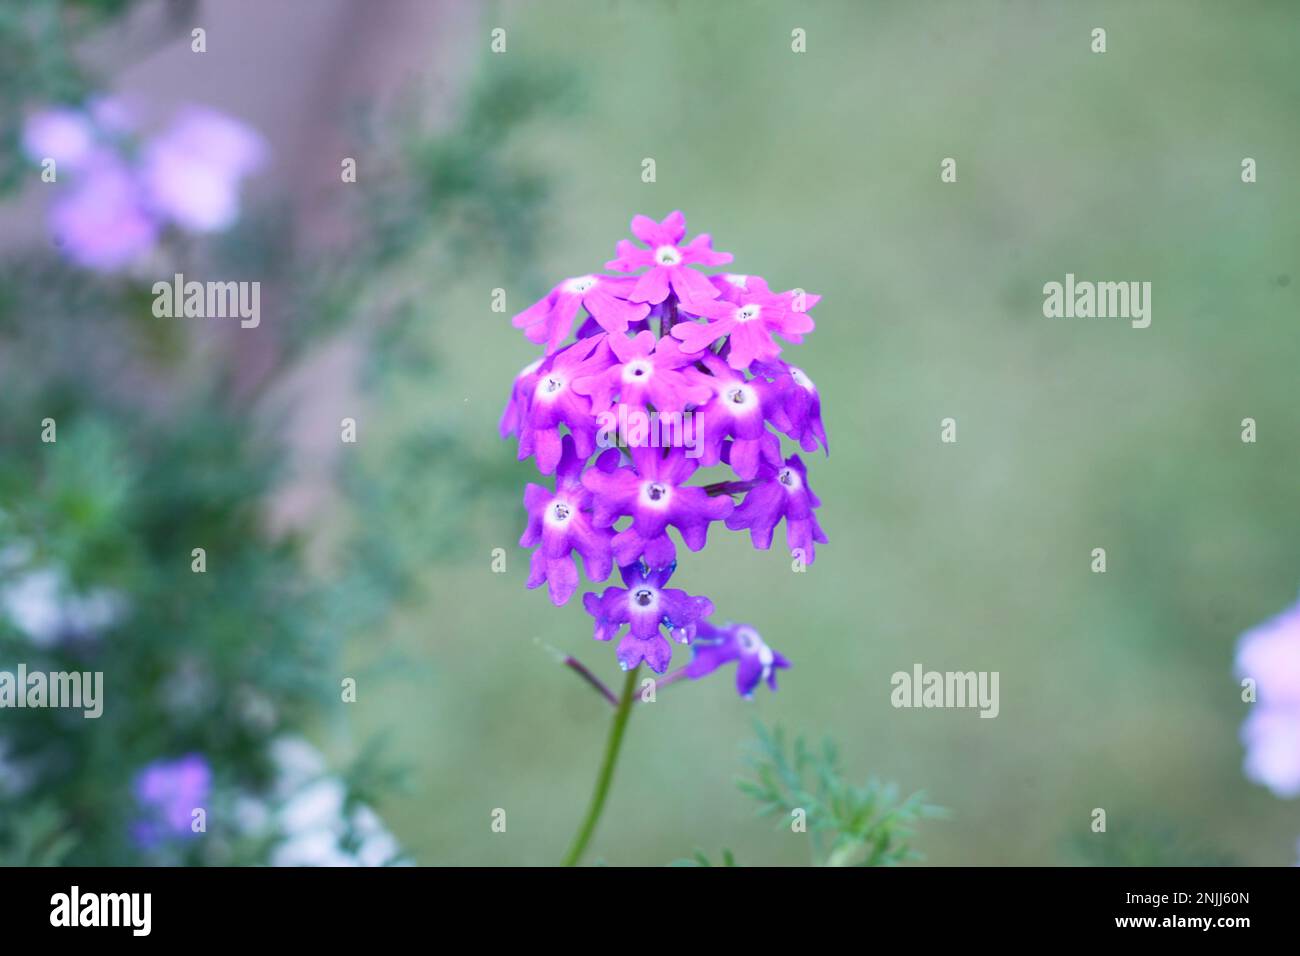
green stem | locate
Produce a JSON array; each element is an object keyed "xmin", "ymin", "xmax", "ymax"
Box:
[{"xmin": 561, "ymin": 665, "xmax": 641, "ymax": 866}]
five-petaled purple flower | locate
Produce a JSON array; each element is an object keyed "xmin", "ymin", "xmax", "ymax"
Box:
[
  {"xmin": 502, "ymin": 212, "xmax": 830, "ymax": 687},
  {"xmin": 583, "ymin": 445, "xmax": 734, "ymax": 568},
  {"xmin": 673, "ymin": 274, "xmax": 818, "ymax": 370},
  {"xmin": 724, "ymin": 454, "xmax": 828, "ymax": 564},
  {"xmin": 605, "ymin": 211, "xmax": 733, "ymax": 311},
  {"xmin": 520, "ymin": 436, "xmax": 614, "ymax": 605},
  {"xmin": 583, "ymin": 562, "xmax": 714, "ymax": 673}
]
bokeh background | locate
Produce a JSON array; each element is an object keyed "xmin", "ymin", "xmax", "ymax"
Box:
[{"xmin": 1, "ymin": 0, "xmax": 1297, "ymax": 866}]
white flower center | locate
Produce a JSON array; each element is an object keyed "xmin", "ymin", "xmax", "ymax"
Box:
[
  {"xmin": 724, "ymin": 384, "xmax": 755, "ymax": 409},
  {"xmin": 735, "ymin": 304, "xmax": 761, "ymax": 323},
  {"xmin": 622, "ymin": 360, "xmax": 653, "ymax": 382},
  {"xmin": 654, "ymin": 246, "xmax": 682, "ymax": 267},
  {"xmin": 777, "ymin": 466, "xmax": 801, "ymax": 491},
  {"xmin": 538, "ymin": 374, "xmax": 566, "ymax": 398},
  {"xmin": 640, "ymin": 481, "xmax": 672, "ymax": 508},
  {"xmin": 547, "ymin": 500, "xmax": 574, "ymax": 525},
  {"xmin": 563, "ymin": 275, "xmax": 597, "ymax": 294},
  {"xmin": 631, "ymin": 587, "xmax": 659, "ymax": 610}
]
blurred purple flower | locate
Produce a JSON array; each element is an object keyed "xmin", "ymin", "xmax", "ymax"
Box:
[
  {"xmin": 24, "ymin": 103, "xmax": 265, "ymax": 271},
  {"xmin": 1236, "ymin": 598, "xmax": 1300, "ymax": 797},
  {"xmin": 51, "ymin": 151, "xmax": 160, "ymax": 271},
  {"xmin": 22, "ymin": 108, "xmax": 95, "ymax": 171},
  {"xmin": 140, "ymin": 106, "xmax": 267, "ymax": 232},
  {"xmin": 132, "ymin": 753, "xmax": 211, "ymax": 848}
]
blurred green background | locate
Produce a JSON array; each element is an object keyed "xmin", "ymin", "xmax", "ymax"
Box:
[
  {"xmin": 348, "ymin": 0, "xmax": 1300, "ymax": 865},
  {"xmin": 2, "ymin": 0, "xmax": 1297, "ymax": 866}
]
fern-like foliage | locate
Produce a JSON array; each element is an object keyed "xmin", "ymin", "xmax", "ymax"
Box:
[{"xmin": 736, "ymin": 722, "xmax": 946, "ymax": 866}]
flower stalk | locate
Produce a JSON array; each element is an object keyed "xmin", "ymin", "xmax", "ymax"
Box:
[{"xmin": 561, "ymin": 665, "xmax": 641, "ymax": 866}]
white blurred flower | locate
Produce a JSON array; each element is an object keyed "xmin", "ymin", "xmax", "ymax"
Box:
[
  {"xmin": 250, "ymin": 736, "xmax": 406, "ymax": 867},
  {"xmin": 0, "ymin": 563, "xmax": 126, "ymax": 647}
]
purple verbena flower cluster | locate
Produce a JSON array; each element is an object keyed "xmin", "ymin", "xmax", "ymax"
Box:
[{"xmin": 501, "ymin": 212, "xmax": 829, "ymax": 693}]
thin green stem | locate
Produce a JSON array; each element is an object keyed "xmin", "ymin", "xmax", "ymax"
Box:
[{"xmin": 561, "ymin": 665, "xmax": 641, "ymax": 866}]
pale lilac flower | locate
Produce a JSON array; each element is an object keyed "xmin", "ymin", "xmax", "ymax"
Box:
[
  {"xmin": 22, "ymin": 108, "xmax": 95, "ymax": 170},
  {"xmin": 50, "ymin": 150, "xmax": 159, "ymax": 271},
  {"xmin": 140, "ymin": 107, "xmax": 267, "ymax": 232},
  {"xmin": 1236, "ymin": 599, "xmax": 1300, "ymax": 797}
]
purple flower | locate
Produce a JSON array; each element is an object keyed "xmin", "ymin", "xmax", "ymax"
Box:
[
  {"xmin": 512, "ymin": 275, "xmax": 650, "ymax": 354},
  {"xmin": 753, "ymin": 359, "xmax": 829, "ymax": 454},
  {"xmin": 517, "ymin": 334, "xmax": 614, "ymax": 474},
  {"xmin": 685, "ymin": 620, "xmax": 790, "ymax": 698},
  {"xmin": 50, "ymin": 150, "xmax": 159, "ymax": 271},
  {"xmin": 605, "ymin": 211, "xmax": 732, "ymax": 311},
  {"xmin": 140, "ymin": 106, "xmax": 267, "ymax": 232},
  {"xmin": 520, "ymin": 436, "xmax": 614, "ymax": 605},
  {"xmin": 725, "ymin": 454, "xmax": 828, "ymax": 563},
  {"xmin": 502, "ymin": 213, "xmax": 831, "ymax": 686},
  {"xmin": 672, "ymin": 275, "xmax": 817, "ymax": 370},
  {"xmin": 22, "ymin": 108, "xmax": 95, "ymax": 170},
  {"xmin": 28, "ymin": 103, "xmax": 265, "ymax": 271},
  {"xmin": 1236, "ymin": 598, "xmax": 1300, "ymax": 797},
  {"xmin": 573, "ymin": 330, "xmax": 712, "ymax": 413},
  {"xmin": 499, "ymin": 357, "xmax": 544, "ymax": 439},
  {"xmin": 582, "ymin": 445, "xmax": 733, "ymax": 568},
  {"xmin": 688, "ymin": 353, "xmax": 782, "ymax": 479},
  {"xmin": 582, "ymin": 562, "xmax": 714, "ymax": 673},
  {"xmin": 132, "ymin": 753, "xmax": 211, "ymax": 848}
]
